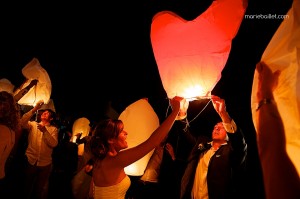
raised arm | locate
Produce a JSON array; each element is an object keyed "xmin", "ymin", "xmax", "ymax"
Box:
[
  {"xmin": 20, "ymin": 100, "xmax": 44, "ymax": 128},
  {"xmin": 255, "ymin": 62, "xmax": 300, "ymax": 199},
  {"xmin": 117, "ymin": 96, "xmax": 184, "ymax": 167}
]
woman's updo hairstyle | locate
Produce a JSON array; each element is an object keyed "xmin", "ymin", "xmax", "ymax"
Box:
[{"xmin": 90, "ymin": 119, "xmax": 124, "ymax": 159}]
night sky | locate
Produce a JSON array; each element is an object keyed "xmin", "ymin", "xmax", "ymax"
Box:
[
  {"xmin": 0, "ymin": 1, "xmax": 294, "ymax": 198},
  {"xmin": 0, "ymin": 0, "xmax": 291, "ymax": 119}
]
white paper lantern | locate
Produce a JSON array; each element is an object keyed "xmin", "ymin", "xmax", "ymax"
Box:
[
  {"xmin": 0, "ymin": 78, "xmax": 15, "ymax": 94},
  {"xmin": 14, "ymin": 58, "xmax": 52, "ymax": 106},
  {"xmin": 72, "ymin": 117, "xmax": 91, "ymax": 156},
  {"xmin": 119, "ymin": 99, "xmax": 160, "ymax": 176}
]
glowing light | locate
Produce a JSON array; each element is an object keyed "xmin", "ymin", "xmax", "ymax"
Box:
[
  {"xmin": 151, "ymin": 0, "xmax": 247, "ymax": 100},
  {"xmin": 119, "ymin": 99, "xmax": 159, "ymax": 176},
  {"xmin": 14, "ymin": 58, "xmax": 52, "ymax": 106},
  {"xmin": 72, "ymin": 117, "xmax": 91, "ymax": 156}
]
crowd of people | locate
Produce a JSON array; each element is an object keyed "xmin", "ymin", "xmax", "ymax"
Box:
[{"xmin": 1, "ymin": 60, "xmax": 299, "ymax": 199}]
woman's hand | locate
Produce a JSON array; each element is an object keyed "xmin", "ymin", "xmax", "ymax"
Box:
[{"xmin": 170, "ymin": 96, "xmax": 185, "ymax": 113}]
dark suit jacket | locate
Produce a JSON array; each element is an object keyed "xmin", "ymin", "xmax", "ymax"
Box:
[{"xmin": 180, "ymin": 126, "xmax": 247, "ymax": 199}]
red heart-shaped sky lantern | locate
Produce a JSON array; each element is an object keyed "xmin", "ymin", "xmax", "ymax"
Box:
[{"xmin": 151, "ymin": 0, "xmax": 247, "ymax": 100}]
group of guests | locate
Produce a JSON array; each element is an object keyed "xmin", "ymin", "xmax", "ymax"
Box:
[
  {"xmin": 0, "ymin": 97, "xmax": 58, "ymax": 199},
  {"xmin": 1, "ymin": 61, "xmax": 299, "ymax": 199}
]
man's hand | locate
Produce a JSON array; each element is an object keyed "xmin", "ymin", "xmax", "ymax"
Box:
[
  {"xmin": 37, "ymin": 123, "xmax": 47, "ymax": 133},
  {"xmin": 211, "ymin": 95, "xmax": 231, "ymax": 123}
]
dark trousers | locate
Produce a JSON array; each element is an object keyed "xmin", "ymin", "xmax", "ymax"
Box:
[{"xmin": 23, "ymin": 160, "xmax": 52, "ymax": 199}]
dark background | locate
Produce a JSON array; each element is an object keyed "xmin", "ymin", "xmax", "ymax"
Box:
[
  {"xmin": 0, "ymin": 1, "xmax": 294, "ymax": 198},
  {"xmin": 0, "ymin": 0, "xmax": 292, "ymax": 120}
]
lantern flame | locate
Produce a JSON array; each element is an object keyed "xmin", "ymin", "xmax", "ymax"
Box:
[{"xmin": 182, "ymin": 85, "xmax": 211, "ymax": 101}]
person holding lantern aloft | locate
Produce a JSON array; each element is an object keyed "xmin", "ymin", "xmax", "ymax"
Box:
[
  {"xmin": 89, "ymin": 96, "xmax": 185, "ymax": 199},
  {"xmin": 180, "ymin": 95, "xmax": 247, "ymax": 199},
  {"xmin": 20, "ymin": 100, "xmax": 59, "ymax": 199},
  {"xmin": 253, "ymin": 62, "xmax": 300, "ymax": 199}
]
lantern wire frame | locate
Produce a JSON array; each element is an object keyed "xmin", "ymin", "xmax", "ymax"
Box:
[{"xmin": 165, "ymin": 97, "xmax": 212, "ymax": 131}]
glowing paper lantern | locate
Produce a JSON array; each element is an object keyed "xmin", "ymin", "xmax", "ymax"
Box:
[
  {"xmin": 14, "ymin": 57, "xmax": 52, "ymax": 106},
  {"xmin": 0, "ymin": 78, "xmax": 15, "ymax": 94},
  {"xmin": 119, "ymin": 98, "xmax": 160, "ymax": 176},
  {"xmin": 72, "ymin": 117, "xmax": 91, "ymax": 156},
  {"xmin": 40, "ymin": 99, "xmax": 56, "ymax": 113},
  {"xmin": 251, "ymin": 0, "xmax": 300, "ymax": 175},
  {"xmin": 151, "ymin": 0, "xmax": 247, "ymax": 100}
]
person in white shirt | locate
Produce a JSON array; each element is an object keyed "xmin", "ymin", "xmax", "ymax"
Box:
[
  {"xmin": 21, "ymin": 100, "xmax": 58, "ymax": 199},
  {"xmin": 180, "ymin": 95, "xmax": 247, "ymax": 199}
]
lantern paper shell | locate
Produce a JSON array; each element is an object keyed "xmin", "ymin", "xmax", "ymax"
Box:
[
  {"xmin": 39, "ymin": 99, "xmax": 56, "ymax": 113},
  {"xmin": 151, "ymin": 0, "xmax": 247, "ymax": 100},
  {"xmin": 15, "ymin": 57, "xmax": 52, "ymax": 106},
  {"xmin": 72, "ymin": 117, "xmax": 91, "ymax": 156},
  {"xmin": 0, "ymin": 78, "xmax": 15, "ymax": 94},
  {"xmin": 119, "ymin": 98, "xmax": 160, "ymax": 176},
  {"xmin": 251, "ymin": 0, "xmax": 300, "ymax": 176}
]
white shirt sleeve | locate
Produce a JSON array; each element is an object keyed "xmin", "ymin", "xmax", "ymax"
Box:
[{"xmin": 223, "ymin": 119, "xmax": 237, "ymax": 133}]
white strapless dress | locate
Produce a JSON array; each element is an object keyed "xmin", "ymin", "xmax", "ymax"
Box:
[{"xmin": 94, "ymin": 175, "xmax": 131, "ymax": 199}]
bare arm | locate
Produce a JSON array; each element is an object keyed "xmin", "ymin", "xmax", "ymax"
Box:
[
  {"xmin": 20, "ymin": 100, "xmax": 44, "ymax": 128},
  {"xmin": 116, "ymin": 96, "xmax": 183, "ymax": 168},
  {"xmin": 255, "ymin": 62, "xmax": 300, "ymax": 199}
]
